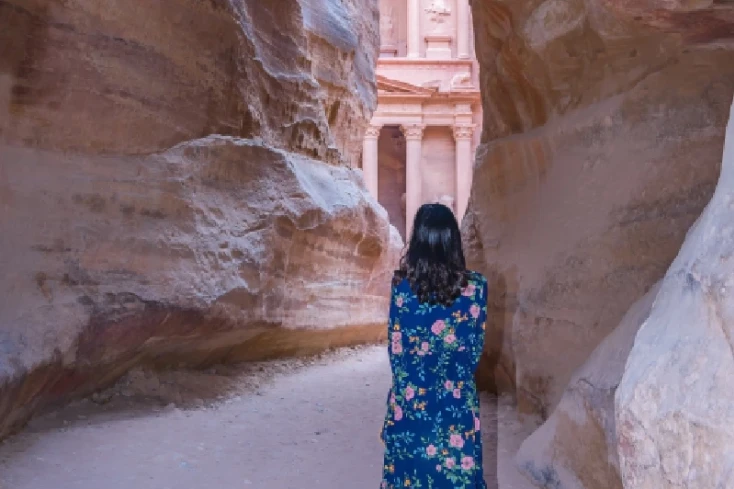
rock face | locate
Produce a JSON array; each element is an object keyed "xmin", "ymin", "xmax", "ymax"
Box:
[
  {"xmin": 0, "ymin": 0, "xmax": 399, "ymax": 440},
  {"xmin": 465, "ymin": 0, "xmax": 734, "ymax": 415},
  {"xmin": 516, "ymin": 281, "xmax": 660, "ymax": 489},
  {"xmin": 615, "ymin": 97, "xmax": 734, "ymax": 489}
]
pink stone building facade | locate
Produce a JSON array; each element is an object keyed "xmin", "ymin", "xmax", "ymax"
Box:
[{"xmin": 361, "ymin": 0, "xmax": 482, "ymax": 239}]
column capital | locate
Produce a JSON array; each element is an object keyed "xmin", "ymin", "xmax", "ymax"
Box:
[
  {"xmin": 452, "ymin": 124, "xmax": 475, "ymax": 140},
  {"xmin": 400, "ymin": 123, "xmax": 425, "ymax": 140},
  {"xmin": 364, "ymin": 124, "xmax": 382, "ymax": 139}
]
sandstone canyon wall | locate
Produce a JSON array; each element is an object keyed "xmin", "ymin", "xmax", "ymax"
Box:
[
  {"xmin": 615, "ymin": 96, "xmax": 734, "ymax": 489},
  {"xmin": 465, "ymin": 0, "xmax": 734, "ymax": 418},
  {"xmin": 0, "ymin": 0, "xmax": 399, "ymax": 440},
  {"xmin": 515, "ymin": 280, "xmax": 661, "ymax": 489}
]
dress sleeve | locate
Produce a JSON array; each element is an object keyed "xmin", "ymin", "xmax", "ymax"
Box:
[
  {"xmin": 470, "ymin": 276, "xmax": 488, "ymax": 371},
  {"xmin": 386, "ymin": 284, "xmax": 398, "ymax": 355},
  {"xmin": 381, "ymin": 284, "xmax": 399, "ymax": 443}
]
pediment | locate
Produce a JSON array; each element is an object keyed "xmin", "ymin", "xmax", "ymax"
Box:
[{"xmin": 376, "ymin": 75, "xmax": 436, "ymax": 95}]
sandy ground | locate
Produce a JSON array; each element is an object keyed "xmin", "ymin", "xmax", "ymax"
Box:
[{"xmin": 0, "ymin": 346, "xmax": 539, "ymax": 489}]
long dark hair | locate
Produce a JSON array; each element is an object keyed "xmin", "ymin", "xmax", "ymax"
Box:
[{"xmin": 393, "ymin": 203, "xmax": 469, "ymax": 306}]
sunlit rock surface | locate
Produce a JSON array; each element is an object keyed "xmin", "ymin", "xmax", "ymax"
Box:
[
  {"xmin": 615, "ymin": 96, "xmax": 734, "ymax": 489},
  {"xmin": 516, "ymin": 281, "xmax": 660, "ymax": 489}
]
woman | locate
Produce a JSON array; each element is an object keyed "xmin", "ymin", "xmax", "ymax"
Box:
[{"xmin": 380, "ymin": 203, "xmax": 488, "ymax": 489}]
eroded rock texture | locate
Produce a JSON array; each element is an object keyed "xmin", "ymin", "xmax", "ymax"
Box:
[
  {"xmin": 465, "ymin": 0, "xmax": 734, "ymax": 416},
  {"xmin": 516, "ymin": 281, "xmax": 660, "ymax": 489},
  {"xmin": 615, "ymin": 97, "xmax": 734, "ymax": 489},
  {"xmin": 0, "ymin": 0, "xmax": 398, "ymax": 440}
]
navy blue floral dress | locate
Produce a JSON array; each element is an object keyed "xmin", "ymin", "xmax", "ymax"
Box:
[{"xmin": 380, "ymin": 272, "xmax": 488, "ymax": 489}]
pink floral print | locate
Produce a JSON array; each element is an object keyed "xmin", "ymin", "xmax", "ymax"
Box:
[
  {"xmin": 393, "ymin": 405, "xmax": 403, "ymax": 421},
  {"xmin": 462, "ymin": 284, "xmax": 476, "ymax": 296},
  {"xmin": 431, "ymin": 320, "xmax": 446, "ymax": 335},
  {"xmin": 449, "ymin": 434, "xmax": 465, "ymax": 448},
  {"xmin": 381, "ymin": 272, "xmax": 488, "ymax": 489}
]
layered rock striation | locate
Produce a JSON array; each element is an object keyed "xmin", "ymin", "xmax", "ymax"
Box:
[
  {"xmin": 466, "ymin": 2, "xmax": 734, "ymax": 488},
  {"xmin": 466, "ymin": 0, "xmax": 734, "ymax": 416}
]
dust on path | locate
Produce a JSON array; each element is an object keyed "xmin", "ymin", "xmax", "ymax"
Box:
[{"xmin": 0, "ymin": 346, "xmax": 537, "ymax": 489}]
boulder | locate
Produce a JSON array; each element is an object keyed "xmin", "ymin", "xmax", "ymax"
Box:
[
  {"xmin": 466, "ymin": 0, "xmax": 734, "ymax": 415},
  {"xmin": 516, "ymin": 281, "xmax": 660, "ymax": 489},
  {"xmin": 0, "ymin": 0, "xmax": 399, "ymax": 440},
  {"xmin": 615, "ymin": 97, "xmax": 734, "ymax": 489}
]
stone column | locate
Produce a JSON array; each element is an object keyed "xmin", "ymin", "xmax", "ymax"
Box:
[
  {"xmin": 453, "ymin": 124, "xmax": 475, "ymax": 222},
  {"xmin": 407, "ymin": 0, "xmax": 421, "ymax": 58},
  {"xmin": 362, "ymin": 124, "xmax": 381, "ymax": 198},
  {"xmin": 402, "ymin": 124, "xmax": 425, "ymax": 236},
  {"xmin": 456, "ymin": 0, "xmax": 470, "ymax": 59}
]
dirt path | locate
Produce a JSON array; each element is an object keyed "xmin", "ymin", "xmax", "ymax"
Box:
[{"xmin": 0, "ymin": 346, "xmax": 537, "ymax": 489}]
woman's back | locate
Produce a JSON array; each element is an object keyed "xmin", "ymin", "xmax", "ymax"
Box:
[
  {"xmin": 379, "ymin": 202, "xmax": 488, "ymax": 489},
  {"xmin": 389, "ymin": 271, "xmax": 487, "ymax": 401},
  {"xmin": 381, "ymin": 271, "xmax": 488, "ymax": 489}
]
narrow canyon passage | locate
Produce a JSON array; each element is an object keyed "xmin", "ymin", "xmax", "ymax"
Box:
[
  {"xmin": 0, "ymin": 346, "xmax": 536, "ymax": 489},
  {"xmin": 3, "ymin": 1, "xmax": 734, "ymax": 488}
]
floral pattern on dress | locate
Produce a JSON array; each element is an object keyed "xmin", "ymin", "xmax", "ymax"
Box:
[{"xmin": 380, "ymin": 272, "xmax": 488, "ymax": 489}]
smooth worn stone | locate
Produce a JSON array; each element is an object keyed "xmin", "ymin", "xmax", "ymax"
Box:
[
  {"xmin": 615, "ymin": 96, "xmax": 734, "ymax": 489},
  {"xmin": 466, "ymin": 0, "xmax": 734, "ymax": 418},
  {"xmin": 0, "ymin": 0, "xmax": 399, "ymax": 441},
  {"xmin": 516, "ymin": 281, "xmax": 661, "ymax": 489}
]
